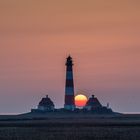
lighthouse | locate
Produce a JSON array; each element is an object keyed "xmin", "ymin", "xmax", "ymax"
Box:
[{"xmin": 64, "ymin": 56, "xmax": 75, "ymax": 110}]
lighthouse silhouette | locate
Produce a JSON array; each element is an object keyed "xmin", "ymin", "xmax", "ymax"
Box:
[{"xmin": 64, "ymin": 56, "xmax": 75, "ymax": 110}]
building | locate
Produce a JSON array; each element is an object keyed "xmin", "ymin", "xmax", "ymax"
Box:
[
  {"xmin": 31, "ymin": 95, "xmax": 55, "ymax": 112},
  {"xmin": 64, "ymin": 56, "xmax": 75, "ymax": 110},
  {"xmin": 38, "ymin": 95, "xmax": 55, "ymax": 111},
  {"xmin": 30, "ymin": 56, "xmax": 114, "ymax": 114},
  {"xmin": 84, "ymin": 95, "xmax": 102, "ymax": 111}
]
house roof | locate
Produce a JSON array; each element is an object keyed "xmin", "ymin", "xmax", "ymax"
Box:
[
  {"xmin": 38, "ymin": 95, "xmax": 54, "ymax": 107},
  {"xmin": 86, "ymin": 95, "xmax": 102, "ymax": 107}
]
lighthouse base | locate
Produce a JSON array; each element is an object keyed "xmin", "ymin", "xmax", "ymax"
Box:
[{"xmin": 64, "ymin": 105, "xmax": 75, "ymax": 111}]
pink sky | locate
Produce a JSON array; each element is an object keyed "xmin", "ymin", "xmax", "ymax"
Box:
[{"xmin": 0, "ymin": 0, "xmax": 140, "ymax": 113}]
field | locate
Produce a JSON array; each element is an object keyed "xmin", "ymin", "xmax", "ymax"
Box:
[{"xmin": 0, "ymin": 113, "xmax": 140, "ymax": 140}]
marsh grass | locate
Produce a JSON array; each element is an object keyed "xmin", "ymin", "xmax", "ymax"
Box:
[{"xmin": 0, "ymin": 120, "xmax": 140, "ymax": 140}]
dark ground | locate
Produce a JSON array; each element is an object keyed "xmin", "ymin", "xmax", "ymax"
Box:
[{"xmin": 0, "ymin": 113, "xmax": 140, "ymax": 140}]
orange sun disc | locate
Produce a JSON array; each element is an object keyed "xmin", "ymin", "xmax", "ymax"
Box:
[{"xmin": 75, "ymin": 94, "xmax": 88, "ymax": 107}]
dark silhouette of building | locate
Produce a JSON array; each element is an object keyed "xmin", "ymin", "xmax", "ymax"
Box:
[
  {"xmin": 31, "ymin": 95, "xmax": 55, "ymax": 112},
  {"xmin": 38, "ymin": 95, "xmax": 55, "ymax": 111},
  {"xmin": 84, "ymin": 95, "xmax": 102, "ymax": 110},
  {"xmin": 64, "ymin": 56, "xmax": 75, "ymax": 110}
]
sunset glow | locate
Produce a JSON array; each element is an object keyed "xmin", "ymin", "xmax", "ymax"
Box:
[
  {"xmin": 0, "ymin": 0, "xmax": 140, "ymax": 113},
  {"xmin": 75, "ymin": 94, "xmax": 88, "ymax": 107}
]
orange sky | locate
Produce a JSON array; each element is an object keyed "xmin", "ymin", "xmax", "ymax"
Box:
[{"xmin": 0, "ymin": 0, "xmax": 140, "ymax": 113}]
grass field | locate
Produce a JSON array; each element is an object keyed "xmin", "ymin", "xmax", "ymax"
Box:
[{"xmin": 0, "ymin": 113, "xmax": 140, "ymax": 140}]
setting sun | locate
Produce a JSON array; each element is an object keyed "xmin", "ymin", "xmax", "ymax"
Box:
[{"xmin": 75, "ymin": 94, "xmax": 88, "ymax": 107}]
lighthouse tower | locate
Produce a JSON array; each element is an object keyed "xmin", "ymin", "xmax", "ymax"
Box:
[{"xmin": 64, "ymin": 56, "xmax": 75, "ymax": 110}]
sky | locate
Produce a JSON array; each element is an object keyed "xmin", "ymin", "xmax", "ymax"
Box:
[{"xmin": 0, "ymin": 0, "xmax": 140, "ymax": 114}]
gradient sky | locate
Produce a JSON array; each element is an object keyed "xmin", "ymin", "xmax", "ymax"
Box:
[{"xmin": 0, "ymin": 0, "xmax": 140, "ymax": 114}]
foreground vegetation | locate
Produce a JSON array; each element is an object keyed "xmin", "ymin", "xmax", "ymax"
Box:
[
  {"xmin": 0, "ymin": 126, "xmax": 140, "ymax": 140},
  {"xmin": 0, "ymin": 114, "xmax": 140, "ymax": 140}
]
